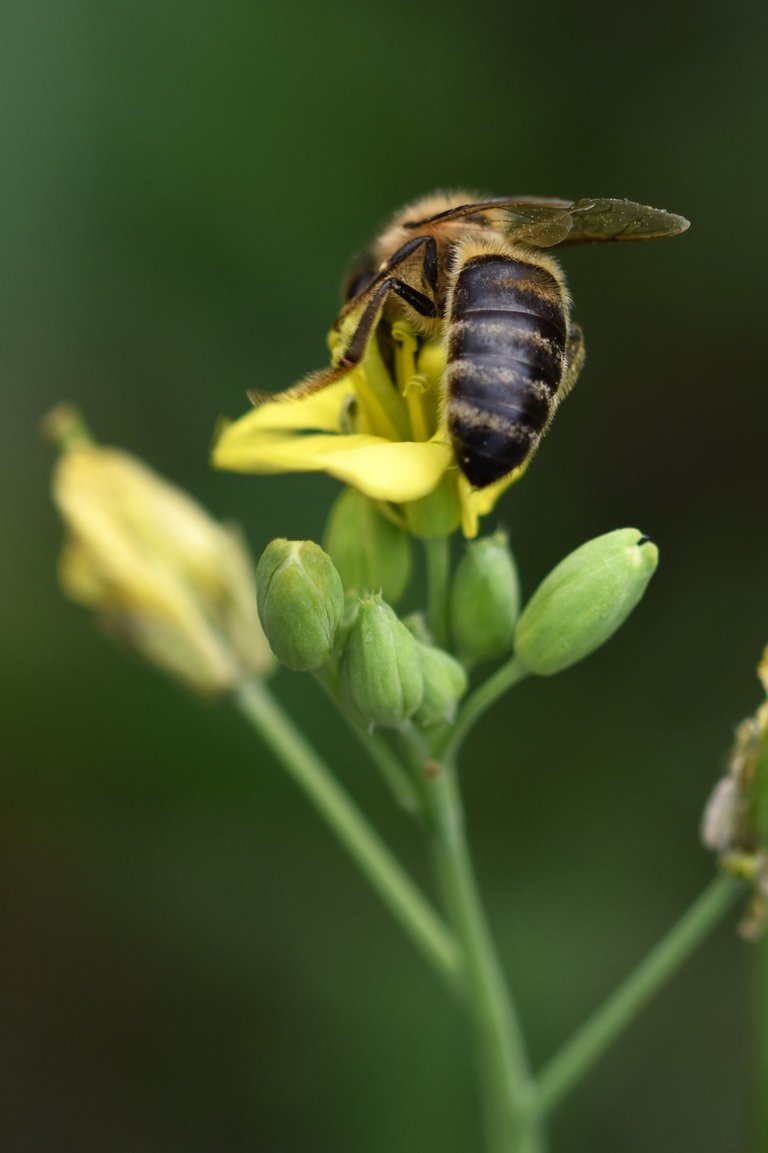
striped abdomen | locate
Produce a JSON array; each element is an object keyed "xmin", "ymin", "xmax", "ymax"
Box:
[{"xmin": 446, "ymin": 254, "xmax": 568, "ymax": 488}]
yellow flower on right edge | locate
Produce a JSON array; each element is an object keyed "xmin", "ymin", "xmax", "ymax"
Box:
[{"xmin": 702, "ymin": 646, "xmax": 768, "ymax": 938}]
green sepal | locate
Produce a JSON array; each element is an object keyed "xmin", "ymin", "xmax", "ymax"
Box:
[
  {"xmin": 413, "ymin": 642, "xmax": 469, "ymax": 728},
  {"xmin": 450, "ymin": 530, "xmax": 520, "ymax": 663},
  {"xmin": 256, "ymin": 539, "xmax": 344, "ymax": 671},
  {"xmin": 514, "ymin": 528, "xmax": 658, "ymax": 677},
  {"xmin": 324, "ymin": 487, "xmax": 412, "ymax": 604},
  {"xmin": 338, "ymin": 594, "xmax": 424, "ymax": 727}
]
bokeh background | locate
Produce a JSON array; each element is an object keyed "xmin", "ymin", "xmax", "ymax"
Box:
[{"xmin": 4, "ymin": 0, "xmax": 768, "ymax": 1149}]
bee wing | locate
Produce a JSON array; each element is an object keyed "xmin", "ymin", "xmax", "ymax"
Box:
[
  {"xmin": 403, "ymin": 197, "xmax": 574, "ymax": 246},
  {"xmin": 405, "ymin": 196, "xmax": 689, "ymax": 248},
  {"xmin": 553, "ymin": 198, "xmax": 690, "ymax": 244}
]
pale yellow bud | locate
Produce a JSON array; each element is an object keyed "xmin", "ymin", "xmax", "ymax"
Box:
[{"xmin": 48, "ymin": 409, "xmax": 272, "ymax": 694}]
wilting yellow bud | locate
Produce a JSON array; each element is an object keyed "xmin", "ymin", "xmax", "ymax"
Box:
[{"xmin": 47, "ymin": 406, "xmax": 272, "ymax": 695}]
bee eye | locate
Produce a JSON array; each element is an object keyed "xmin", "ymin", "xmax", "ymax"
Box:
[{"xmin": 342, "ymin": 259, "xmax": 376, "ymax": 303}]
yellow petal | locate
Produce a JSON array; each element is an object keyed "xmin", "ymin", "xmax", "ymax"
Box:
[
  {"xmin": 459, "ymin": 470, "xmax": 524, "ymax": 538},
  {"xmin": 317, "ymin": 438, "xmax": 452, "ymax": 501},
  {"xmin": 214, "ymin": 427, "xmax": 451, "ymax": 502},
  {"xmin": 218, "ymin": 380, "xmax": 353, "ymax": 435}
]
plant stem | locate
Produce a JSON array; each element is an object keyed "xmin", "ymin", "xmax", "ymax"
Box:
[
  {"xmin": 425, "ymin": 761, "xmax": 543, "ymax": 1152},
  {"xmin": 435, "ymin": 657, "xmax": 529, "ymax": 762},
  {"xmin": 313, "ymin": 670, "xmax": 422, "ymax": 815},
  {"xmin": 756, "ymin": 933, "xmax": 768, "ymax": 1148},
  {"xmin": 425, "ymin": 535, "xmax": 451, "ymax": 648},
  {"xmin": 234, "ymin": 678, "xmax": 462, "ymax": 992},
  {"xmin": 535, "ymin": 873, "xmax": 743, "ymax": 1116}
]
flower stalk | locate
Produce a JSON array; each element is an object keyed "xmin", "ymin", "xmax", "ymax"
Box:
[
  {"xmin": 422, "ymin": 757, "xmax": 543, "ymax": 1153},
  {"xmin": 535, "ymin": 874, "xmax": 743, "ymax": 1115},
  {"xmin": 234, "ymin": 678, "xmax": 462, "ymax": 991}
]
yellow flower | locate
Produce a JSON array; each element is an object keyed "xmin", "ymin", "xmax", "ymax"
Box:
[
  {"xmin": 701, "ymin": 644, "xmax": 768, "ymax": 938},
  {"xmin": 46, "ymin": 405, "xmax": 272, "ymax": 695},
  {"xmin": 212, "ymin": 318, "xmax": 520, "ymax": 539}
]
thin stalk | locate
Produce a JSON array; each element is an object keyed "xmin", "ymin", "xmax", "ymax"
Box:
[
  {"xmin": 425, "ymin": 535, "xmax": 451, "ymax": 648},
  {"xmin": 234, "ymin": 678, "xmax": 462, "ymax": 992},
  {"xmin": 425, "ymin": 762, "xmax": 543, "ymax": 1153},
  {"xmin": 313, "ymin": 670, "xmax": 422, "ymax": 815},
  {"xmin": 535, "ymin": 873, "xmax": 743, "ymax": 1116},
  {"xmin": 755, "ymin": 933, "xmax": 768, "ymax": 1148},
  {"xmin": 435, "ymin": 657, "xmax": 529, "ymax": 762}
]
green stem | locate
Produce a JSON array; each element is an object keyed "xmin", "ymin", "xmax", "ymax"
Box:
[
  {"xmin": 313, "ymin": 670, "xmax": 422, "ymax": 815},
  {"xmin": 756, "ymin": 931, "xmax": 768, "ymax": 1148},
  {"xmin": 425, "ymin": 762, "xmax": 543, "ymax": 1153},
  {"xmin": 435, "ymin": 657, "xmax": 529, "ymax": 762},
  {"xmin": 535, "ymin": 873, "xmax": 743, "ymax": 1116},
  {"xmin": 234, "ymin": 679, "xmax": 462, "ymax": 992},
  {"xmin": 361, "ymin": 726, "xmax": 423, "ymax": 815},
  {"xmin": 425, "ymin": 535, "xmax": 451, "ymax": 648}
]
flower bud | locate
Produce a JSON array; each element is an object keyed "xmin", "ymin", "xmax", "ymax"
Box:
[
  {"xmin": 256, "ymin": 539, "xmax": 344, "ymax": 671},
  {"xmin": 413, "ymin": 642, "xmax": 468, "ymax": 728},
  {"xmin": 338, "ymin": 594, "xmax": 423, "ymax": 727},
  {"xmin": 47, "ymin": 406, "xmax": 272, "ymax": 695},
  {"xmin": 402, "ymin": 475, "xmax": 463, "ymax": 540},
  {"xmin": 323, "ymin": 487, "xmax": 412, "ymax": 604},
  {"xmin": 450, "ymin": 531, "xmax": 520, "ymax": 663},
  {"xmin": 514, "ymin": 528, "xmax": 658, "ymax": 676}
]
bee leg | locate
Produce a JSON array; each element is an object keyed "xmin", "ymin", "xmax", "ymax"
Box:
[
  {"xmin": 253, "ymin": 265, "xmax": 438, "ymax": 407},
  {"xmin": 379, "ymin": 235, "xmax": 439, "ymax": 292},
  {"xmin": 340, "ymin": 276, "xmax": 437, "ymax": 368},
  {"xmin": 560, "ymin": 323, "xmax": 585, "ymax": 398}
]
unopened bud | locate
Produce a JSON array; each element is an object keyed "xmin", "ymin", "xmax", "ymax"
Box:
[
  {"xmin": 256, "ymin": 539, "xmax": 344, "ymax": 671},
  {"xmin": 338, "ymin": 594, "xmax": 423, "ymax": 726},
  {"xmin": 514, "ymin": 528, "xmax": 658, "ymax": 676},
  {"xmin": 413, "ymin": 642, "xmax": 468, "ymax": 727},
  {"xmin": 323, "ymin": 487, "xmax": 412, "ymax": 604},
  {"xmin": 450, "ymin": 531, "xmax": 520, "ymax": 662},
  {"xmin": 402, "ymin": 476, "xmax": 462, "ymax": 539}
]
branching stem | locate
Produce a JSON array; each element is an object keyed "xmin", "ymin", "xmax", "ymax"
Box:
[{"xmin": 234, "ymin": 679, "xmax": 462, "ymax": 992}]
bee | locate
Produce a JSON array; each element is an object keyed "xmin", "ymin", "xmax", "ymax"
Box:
[{"xmin": 264, "ymin": 192, "xmax": 689, "ymax": 489}]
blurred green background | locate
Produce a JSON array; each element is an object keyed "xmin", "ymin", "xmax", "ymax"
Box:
[{"xmin": 4, "ymin": 0, "xmax": 768, "ymax": 1149}]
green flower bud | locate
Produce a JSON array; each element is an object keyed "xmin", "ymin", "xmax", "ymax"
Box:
[
  {"xmin": 402, "ymin": 611, "xmax": 432, "ymax": 645},
  {"xmin": 323, "ymin": 487, "xmax": 412, "ymax": 604},
  {"xmin": 450, "ymin": 531, "xmax": 520, "ymax": 663},
  {"xmin": 514, "ymin": 528, "xmax": 658, "ymax": 676},
  {"xmin": 402, "ymin": 475, "xmax": 462, "ymax": 539},
  {"xmin": 256, "ymin": 539, "xmax": 344, "ymax": 671},
  {"xmin": 413, "ymin": 642, "xmax": 468, "ymax": 728},
  {"xmin": 338, "ymin": 594, "xmax": 423, "ymax": 726}
]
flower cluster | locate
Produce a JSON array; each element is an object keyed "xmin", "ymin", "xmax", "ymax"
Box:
[{"xmin": 253, "ymin": 527, "xmax": 658, "ymax": 741}]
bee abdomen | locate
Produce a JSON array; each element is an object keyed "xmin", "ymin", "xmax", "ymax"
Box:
[{"xmin": 447, "ymin": 256, "xmax": 568, "ymax": 488}]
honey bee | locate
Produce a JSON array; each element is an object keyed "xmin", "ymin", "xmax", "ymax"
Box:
[{"xmin": 265, "ymin": 192, "xmax": 689, "ymax": 488}]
